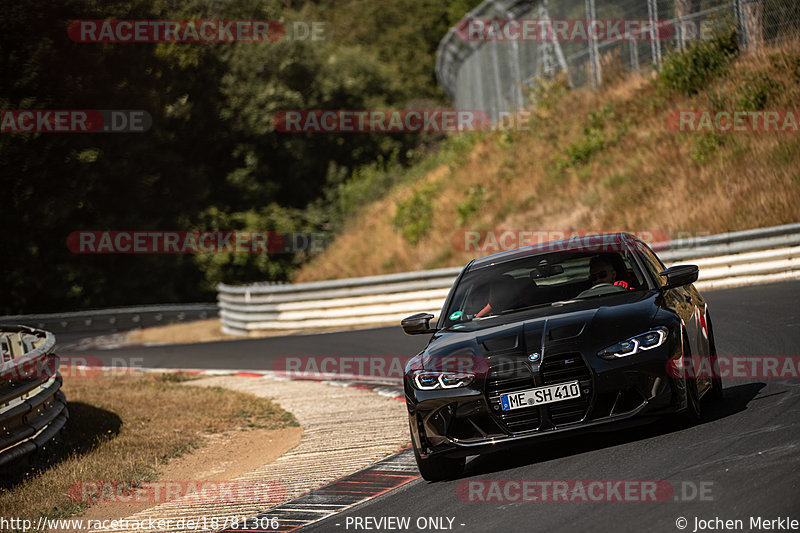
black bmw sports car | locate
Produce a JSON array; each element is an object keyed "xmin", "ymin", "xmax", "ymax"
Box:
[{"xmin": 401, "ymin": 233, "xmax": 723, "ymax": 481}]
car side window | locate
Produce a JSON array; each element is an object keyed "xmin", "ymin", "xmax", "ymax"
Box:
[
  {"xmin": 638, "ymin": 244, "xmax": 666, "ymax": 287},
  {"xmin": 622, "ymin": 251, "xmax": 647, "ymax": 288}
]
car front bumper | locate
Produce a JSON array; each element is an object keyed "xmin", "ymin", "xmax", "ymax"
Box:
[{"xmin": 406, "ymin": 344, "xmax": 687, "ymax": 459}]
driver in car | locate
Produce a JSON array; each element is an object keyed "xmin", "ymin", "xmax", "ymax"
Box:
[
  {"xmin": 589, "ymin": 255, "xmax": 633, "ymax": 289},
  {"xmin": 589, "ymin": 256, "xmax": 617, "ymax": 286}
]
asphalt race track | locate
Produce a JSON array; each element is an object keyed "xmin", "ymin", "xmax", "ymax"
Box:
[{"xmin": 64, "ymin": 281, "xmax": 800, "ymax": 532}]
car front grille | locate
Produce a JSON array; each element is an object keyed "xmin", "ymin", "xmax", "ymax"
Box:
[
  {"xmin": 540, "ymin": 354, "xmax": 592, "ymax": 425},
  {"xmin": 485, "ymin": 351, "xmax": 593, "ymax": 434},
  {"xmin": 485, "ymin": 351, "xmax": 540, "ymax": 433}
]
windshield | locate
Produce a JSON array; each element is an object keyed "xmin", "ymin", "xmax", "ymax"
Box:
[{"xmin": 442, "ymin": 250, "xmax": 647, "ymax": 328}]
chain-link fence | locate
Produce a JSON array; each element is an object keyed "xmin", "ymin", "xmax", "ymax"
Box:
[{"xmin": 436, "ymin": 0, "xmax": 800, "ymax": 122}]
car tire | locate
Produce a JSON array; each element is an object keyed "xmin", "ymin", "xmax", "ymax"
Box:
[
  {"xmin": 412, "ymin": 437, "xmax": 465, "ymax": 482},
  {"xmin": 682, "ymin": 332, "xmax": 702, "ymax": 424},
  {"xmin": 684, "ymin": 374, "xmax": 702, "ymax": 423},
  {"xmin": 706, "ymin": 313, "xmax": 724, "ymax": 400}
]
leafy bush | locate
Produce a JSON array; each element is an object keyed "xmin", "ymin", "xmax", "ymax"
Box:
[
  {"xmin": 690, "ymin": 133, "xmax": 724, "ymax": 164},
  {"xmin": 393, "ymin": 184, "xmax": 437, "ymax": 245},
  {"xmin": 336, "ymin": 132, "xmax": 483, "ymax": 222},
  {"xmin": 563, "ymin": 129, "xmax": 607, "ymax": 167},
  {"xmin": 659, "ymin": 29, "xmax": 739, "ymax": 96},
  {"xmin": 336, "ymin": 156, "xmax": 403, "ymax": 219},
  {"xmin": 455, "ymin": 185, "xmax": 487, "ymax": 226}
]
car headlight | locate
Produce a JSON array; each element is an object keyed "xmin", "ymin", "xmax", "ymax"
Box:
[
  {"xmin": 598, "ymin": 327, "xmax": 669, "ymax": 359},
  {"xmin": 411, "ymin": 370, "xmax": 474, "ymax": 390}
]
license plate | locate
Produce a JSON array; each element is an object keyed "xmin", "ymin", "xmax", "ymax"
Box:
[{"xmin": 500, "ymin": 381, "xmax": 581, "ymax": 411}]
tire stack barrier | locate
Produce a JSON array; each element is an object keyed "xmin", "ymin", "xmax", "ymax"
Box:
[{"xmin": 0, "ymin": 325, "xmax": 68, "ymax": 468}]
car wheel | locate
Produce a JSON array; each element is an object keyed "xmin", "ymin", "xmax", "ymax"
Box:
[
  {"xmin": 706, "ymin": 313, "xmax": 724, "ymax": 400},
  {"xmin": 684, "ymin": 374, "xmax": 702, "ymax": 423},
  {"xmin": 682, "ymin": 332, "xmax": 702, "ymax": 423},
  {"xmin": 708, "ymin": 352, "xmax": 724, "ymax": 401},
  {"xmin": 412, "ymin": 435, "xmax": 465, "ymax": 482}
]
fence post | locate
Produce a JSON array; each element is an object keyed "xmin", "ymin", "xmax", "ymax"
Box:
[
  {"xmin": 508, "ymin": 8, "xmax": 524, "ymax": 112},
  {"xmin": 629, "ymin": 36, "xmax": 640, "ymax": 72},
  {"xmin": 475, "ymin": 57, "xmax": 486, "ymax": 120},
  {"xmin": 536, "ymin": 0, "xmax": 570, "ymax": 84},
  {"xmin": 490, "ymin": 40, "xmax": 503, "ymax": 122},
  {"xmin": 675, "ymin": 0, "xmax": 702, "ymax": 51},
  {"xmin": 741, "ymin": 0, "xmax": 765, "ymax": 50},
  {"xmin": 734, "ymin": 0, "xmax": 748, "ymax": 47},
  {"xmin": 648, "ymin": 0, "xmax": 662, "ymax": 69},
  {"xmin": 585, "ymin": 0, "xmax": 602, "ymax": 88}
]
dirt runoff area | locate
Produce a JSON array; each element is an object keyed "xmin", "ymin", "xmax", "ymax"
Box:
[
  {"xmin": 69, "ymin": 375, "xmax": 408, "ymax": 533},
  {"xmin": 75, "ymin": 426, "xmax": 302, "ymax": 529}
]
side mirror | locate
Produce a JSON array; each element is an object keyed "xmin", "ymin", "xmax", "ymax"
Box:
[
  {"xmin": 659, "ymin": 265, "xmax": 699, "ymax": 290},
  {"xmin": 401, "ymin": 312, "xmax": 437, "ymax": 335}
]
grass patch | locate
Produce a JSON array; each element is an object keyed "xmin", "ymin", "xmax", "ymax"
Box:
[
  {"xmin": 560, "ymin": 105, "xmax": 622, "ymax": 168},
  {"xmin": 0, "ymin": 372, "xmax": 297, "ymax": 525},
  {"xmin": 738, "ymin": 72, "xmax": 781, "ymax": 110},
  {"xmin": 768, "ymin": 138, "xmax": 800, "ymax": 169}
]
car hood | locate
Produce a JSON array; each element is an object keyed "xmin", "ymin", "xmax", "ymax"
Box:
[{"xmin": 425, "ymin": 290, "xmax": 662, "ymax": 360}]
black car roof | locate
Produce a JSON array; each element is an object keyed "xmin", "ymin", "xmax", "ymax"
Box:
[{"xmin": 465, "ymin": 232, "xmax": 638, "ymax": 271}]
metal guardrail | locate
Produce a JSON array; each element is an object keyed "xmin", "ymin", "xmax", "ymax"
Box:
[
  {"xmin": 0, "ymin": 303, "xmax": 218, "ymax": 335},
  {"xmin": 0, "ymin": 326, "xmax": 68, "ymax": 468},
  {"xmin": 654, "ymin": 222, "xmax": 800, "ymax": 260},
  {"xmin": 218, "ymin": 224, "xmax": 800, "ymax": 335},
  {"xmin": 4, "ymin": 226, "xmax": 797, "ymax": 338},
  {"xmin": 217, "ymin": 268, "xmax": 461, "ymax": 334}
]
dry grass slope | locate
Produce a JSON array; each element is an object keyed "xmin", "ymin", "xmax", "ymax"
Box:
[{"xmin": 296, "ymin": 41, "xmax": 800, "ymax": 282}]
